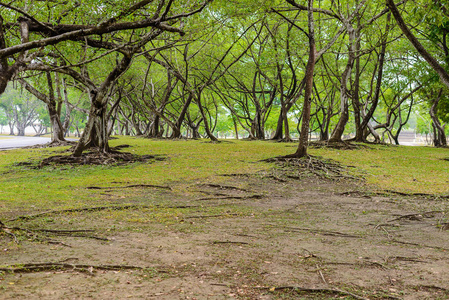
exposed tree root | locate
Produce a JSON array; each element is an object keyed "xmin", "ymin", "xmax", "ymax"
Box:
[
  {"xmin": 388, "ymin": 211, "xmax": 445, "ymax": 222},
  {"xmin": 86, "ymin": 184, "xmax": 172, "ymax": 190},
  {"xmin": 194, "ymin": 190, "xmax": 229, "ymax": 197},
  {"xmin": 282, "ymin": 226, "xmax": 362, "ymax": 238},
  {"xmin": 184, "ymin": 213, "xmax": 242, "ymax": 219},
  {"xmin": 258, "ymin": 285, "xmax": 370, "ymax": 300},
  {"xmin": 197, "ymin": 183, "xmax": 250, "ymax": 192},
  {"xmin": 219, "ymin": 173, "xmax": 251, "ymax": 178},
  {"xmin": 309, "ymin": 140, "xmax": 369, "ymax": 150},
  {"xmin": 0, "ymin": 262, "xmax": 155, "ymax": 274},
  {"xmin": 340, "ymin": 190, "xmax": 449, "ymax": 199},
  {"xmin": 384, "ymin": 189, "xmax": 449, "ymax": 198},
  {"xmin": 390, "ymin": 239, "xmax": 449, "ymax": 251},
  {"xmin": 38, "ymin": 147, "xmax": 165, "ymax": 167},
  {"xmin": 196, "ymin": 195, "xmax": 263, "ymax": 201},
  {"xmin": 1, "ymin": 222, "xmax": 108, "ymax": 245},
  {"xmin": 416, "ymin": 285, "xmax": 449, "ymax": 294},
  {"xmin": 263, "ymin": 155, "xmax": 359, "ymax": 181},
  {"xmin": 7, "ymin": 204, "xmax": 198, "ymax": 222},
  {"xmin": 212, "ymin": 241, "xmax": 249, "ymax": 245},
  {"xmin": 385, "ymin": 256, "xmax": 427, "ymax": 263},
  {"xmin": 274, "ymin": 138, "xmax": 296, "ymax": 143}
]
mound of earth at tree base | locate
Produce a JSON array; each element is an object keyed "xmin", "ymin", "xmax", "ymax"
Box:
[
  {"xmin": 308, "ymin": 140, "xmax": 369, "ymax": 150},
  {"xmin": 38, "ymin": 147, "xmax": 164, "ymax": 167}
]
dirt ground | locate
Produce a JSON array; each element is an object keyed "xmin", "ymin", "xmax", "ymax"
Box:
[{"xmin": 1, "ymin": 161, "xmax": 448, "ymax": 299}]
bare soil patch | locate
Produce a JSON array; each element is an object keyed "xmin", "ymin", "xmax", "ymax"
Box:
[{"xmin": 1, "ymin": 159, "xmax": 448, "ymax": 299}]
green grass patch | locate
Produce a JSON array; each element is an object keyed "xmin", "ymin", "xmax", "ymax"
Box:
[
  {"xmin": 312, "ymin": 144, "xmax": 449, "ymax": 194},
  {"xmin": 0, "ymin": 138, "xmax": 447, "ymax": 217}
]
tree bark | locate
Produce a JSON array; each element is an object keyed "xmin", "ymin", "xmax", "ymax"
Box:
[
  {"xmin": 73, "ymin": 52, "xmax": 133, "ymax": 156},
  {"xmin": 357, "ymin": 13, "xmax": 391, "ymax": 142},
  {"xmin": 290, "ymin": 0, "xmax": 316, "ymax": 157},
  {"xmin": 429, "ymin": 89, "xmax": 447, "ymax": 147},
  {"xmin": 328, "ymin": 25, "xmax": 356, "ymax": 143}
]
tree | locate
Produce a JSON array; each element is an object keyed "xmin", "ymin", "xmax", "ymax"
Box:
[
  {"xmin": 18, "ymin": 72, "xmax": 67, "ymax": 143},
  {"xmin": 2, "ymin": 1, "xmax": 211, "ymax": 156},
  {"xmin": 386, "ymin": 0, "xmax": 449, "ymax": 89},
  {"xmin": 0, "ymin": 85, "xmax": 42, "ymax": 136},
  {"xmin": 285, "ymin": 0, "xmax": 316, "ymax": 157},
  {"xmin": 0, "ymin": 1, "xmax": 209, "ymax": 95}
]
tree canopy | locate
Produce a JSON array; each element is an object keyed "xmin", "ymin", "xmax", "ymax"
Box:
[{"xmin": 1, "ymin": 0, "xmax": 448, "ymax": 157}]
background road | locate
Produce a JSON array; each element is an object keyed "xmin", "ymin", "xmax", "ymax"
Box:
[{"xmin": 0, "ymin": 136, "xmax": 51, "ymax": 150}]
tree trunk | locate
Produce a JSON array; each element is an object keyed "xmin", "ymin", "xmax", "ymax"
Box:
[
  {"xmin": 46, "ymin": 72, "xmax": 65, "ymax": 143},
  {"xmin": 170, "ymin": 93, "xmax": 193, "ymax": 138},
  {"xmin": 73, "ymin": 91, "xmax": 110, "ymax": 156},
  {"xmin": 17, "ymin": 124, "xmax": 25, "ymax": 136},
  {"xmin": 352, "ymin": 13, "xmax": 362, "ymax": 142},
  {"xmin": 429, "ymin": 90, "xmax": 447, "ymax": 147},
  {"xmin": 196, "ymin": 93, "xmax": 217, "ymax": 142},
  {"xmin": 8, "ymin": 122, "xmax": 15, "ymax": 135},
  {"xmin": 232, "ymin": 116, "xmax": 239, "ymax": 139},
  {"xmin": 329, "ymin": 26, "xmax": 356, "ymax": 143},
  {"xmin": 357, "ymin": 13, "xmax": 390, "ymax": 142},
  {"xmin": 48, "ymin": 103, "xmax": 65, "ymax": 142},
  {"xmin": 73, "ymin": 52, "xmax": 133, "ymax": 156},
  {"xmin": 289, "ymin": 0, "xmax": 316, "ymax": 157}
]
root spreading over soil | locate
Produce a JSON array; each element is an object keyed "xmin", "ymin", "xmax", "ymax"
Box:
[
  {"xmin": 37, "ymin": 145, "xmax": 164, "ymax": 167},
  {"xmin": 308, "ymin": 140, "xmax": 369, "ymax": 150},
  {"xmin": 263, "ymin": 155, "xmax": 359, "ymax": 181}
]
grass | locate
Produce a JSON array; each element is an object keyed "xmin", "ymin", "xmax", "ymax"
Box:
[
  {"xmin": 312, "ymin": 143, "xmax": 449, "ymax": 194},
  {"xmin": 0, "ymin": 137, "xmax": 448, "ymax": 217}
]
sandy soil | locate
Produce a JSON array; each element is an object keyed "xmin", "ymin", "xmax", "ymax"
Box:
[{"xmin": 1, "ymin": 164, "xmax": 448, "ymax": 299}]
